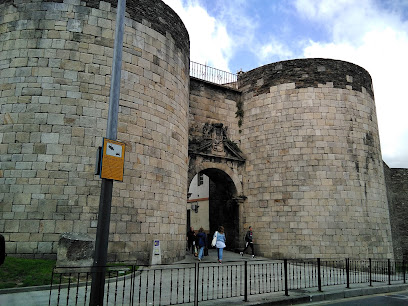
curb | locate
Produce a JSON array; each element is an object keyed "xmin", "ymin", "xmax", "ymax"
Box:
[
  {"xmin": 252, "ymin": 283, "xmax": 408, "ymax": 305},
  {"xmin": 0, "ymin": 267, "xmax": 145, "ymax": 295},
  {"xmin": 0, "ymin": 284, "xmax": 52, "ymax": 295}
]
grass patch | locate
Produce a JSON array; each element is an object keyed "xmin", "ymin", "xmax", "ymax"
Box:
[
  {"xmin": 0, "ymin": 257, "xmax": 139, "ymax": 290},
  {"xmin": 0, "ymin": 256, "xmax": 56, "ymax": 289}
]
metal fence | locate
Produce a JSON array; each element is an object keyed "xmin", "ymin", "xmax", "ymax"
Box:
[
  {"xmin": 190, "ymin": 61, "xmax": 238, "ymax": 89},
  {"xmin": 49, "ymin": 258, "xmax": 407, "ymax": 305}
]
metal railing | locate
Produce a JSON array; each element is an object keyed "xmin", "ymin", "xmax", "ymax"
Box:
[
  {"xmin": 48, "ymin": 258, "xmax": 407, "ymax": 305},
  {"xmin": 190, "ymin": 61, "xmax": 238, "ymax": 89}
]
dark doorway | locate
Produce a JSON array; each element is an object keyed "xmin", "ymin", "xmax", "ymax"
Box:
[
  {"xmin": 187, "ymin": 209, "xmax": 191, "ymax": 233},
  {"xmin": 201, "ymin": 168, "xmax": 239, "ymax": 251}
]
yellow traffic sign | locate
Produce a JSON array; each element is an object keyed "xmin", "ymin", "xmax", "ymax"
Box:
[{"xmin": 100, "ymin": 138, "xmax": 125, "ymax": 181}]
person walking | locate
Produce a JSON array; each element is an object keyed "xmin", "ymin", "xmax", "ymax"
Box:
[
  {"xmin": 214, "ymin": 226, "xmax": 226, "ymax": 264},
  {"xmin": 187, "ymin": 226, "xmax": 195, "ymax": 254},
  {"xmin": 240, "ymin": 226, "xmax": 255, "ymax": 258},
  {"xmin": 196, "ymin": 227, "xmax": 207, "ymax": 261}
]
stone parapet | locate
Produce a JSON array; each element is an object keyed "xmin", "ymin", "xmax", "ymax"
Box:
[{"xmin": 238, "ymin": 58, "xmax": 374, "ymax": 99}]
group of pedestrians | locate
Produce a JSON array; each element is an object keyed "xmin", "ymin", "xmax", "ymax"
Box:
[
  {"xmin": 186, "ymin": 226, "xmax": 208, "ymax": 261},
  {"xmin": 187, "ymin": 226, "xmax": 255, "ymax": 263}
]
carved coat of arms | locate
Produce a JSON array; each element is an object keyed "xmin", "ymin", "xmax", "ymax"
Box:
[{"xmin": 190, "ymin": 123, "xmax": 245, "ymax": 162}]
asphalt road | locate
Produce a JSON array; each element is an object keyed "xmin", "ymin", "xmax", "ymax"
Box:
[{"xmin": 301, "ymin": 290, "xmax": 408, "ymax": 306}]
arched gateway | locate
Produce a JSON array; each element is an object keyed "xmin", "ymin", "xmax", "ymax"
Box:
[
  {"xmin": 188, "ymin": 57, "xmax": 395, "ymax": 260},
  {"xmin": 0, "ymin": 0, "xmax": 399, "ymax": 263},
  {"xmin": 188, "ymin": 123, "xmax": 247, "ymax": 250}
]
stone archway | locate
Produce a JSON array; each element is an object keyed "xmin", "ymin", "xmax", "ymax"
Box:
[
  {"xmin": 188, "ymin": 165, "xmax": 241, "ymax": 250},
  {"xmin": 188, "ymin": 122, "xmax": 247, "ymax": 250},
  {"xmin": 188, "ymin": 161, "xmax": 246, "ymax": 251},
  {"xmin": 188, "ymin": 161, "xmax": 244, "ymax": 195}
]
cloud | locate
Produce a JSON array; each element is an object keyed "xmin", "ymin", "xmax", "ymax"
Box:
[
  {"xmin": 164, "ymin": 1, "xmax": 298, "ymax": 70},
  {"xmin": 162, "ymin": 0, "xmax": 233, "ymax": 71},
  {"xmin": 209, "ymin": 2, "xmax": 290, "ymax": 68},
  {"xmin": 163, "ymin": 0, "xmax": 408, "ymax": 167},
  {"xmin": 258, "ymin": 39, "xmax": 295, "ymax": 63},
  {"xmin": 294, "ymin": 0, "xmax": 403, "ymax": 43},
  {"xmin": 164, "ymin": 0, "xmax": 268, "ymax": 72},
  {"xmin": 296, "ymin": 0, "xmax": 408, "ymax": 167}
]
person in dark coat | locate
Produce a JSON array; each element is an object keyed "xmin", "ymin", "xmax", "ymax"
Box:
[
  {"xmin": 187, "ymin": 226, "xmax": 195, "ymax": 254},
  {"xmin": 240, "ymin": 226, "xmax": 255, "ymax": 258},
  {"xmin": 196, "ymin": 227, "xmax": 207, "ymax": 261}
]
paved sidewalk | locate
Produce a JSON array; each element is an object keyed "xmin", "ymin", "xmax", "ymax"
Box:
[
  {"xmin": 1, "ymin": 250, "xmax": 408, "ymax": 305},
  {"xmin": 179, "ymin": 247, "xmax": 259, "ymax": 264}
]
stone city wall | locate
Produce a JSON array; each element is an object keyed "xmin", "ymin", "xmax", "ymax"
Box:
[
  {"xmin": 0, "ymin": 0, "xmax": 403, "ymax": 263},
  {"xmin": 188, "ymin": 78, "xmax": 241, "ymax": 144},
  {"xmin": 384, "ymin": 164, "xmax": 408, "ymax": 260},
  {"xmin": 238, "ymin": 59, "xmax": 394, "ymax": 259},
  {"xmin": 188, "ymin": 78, "xmax": 245, "ymax": 248},
  {"xmin": 0, "ymin": 0, "xmax": 190, "ymax": 263},
  {"xmin": 187, "ymin": 77, "xmax": 244, "ymax": 188}
]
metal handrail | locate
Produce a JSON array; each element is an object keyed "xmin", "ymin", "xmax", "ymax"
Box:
[
  {"xmin": 48, "ymin": 258, "xmax": 407, "ymax": 305},
  {"xmin": 190, "ymin": 61, "xmax": 238, "ymax": 89}
]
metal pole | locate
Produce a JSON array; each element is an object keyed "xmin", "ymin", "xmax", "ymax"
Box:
[
  {"xmin": 243, "ymin": 260, "xmax": 248, "ymax": 302},
  {"xmin": 317, "ymin": 258, "xmax": 322, "ymax": 292},
  {"xmin": 369, "ymin": 258, "xmax": 372, "ymax": 287},
  {"xmin": 346, "ymin": 258, "xmax": 350, "ymax": 289},
  {"xmin": 284, "ymin": 259, "xmax": 289, "ymax": 296},
  {"xmin": 388, "ymin": 259, "xmax": 391, "ymax": 285},
  {"xmin": 194, "ymin": 262, "xmax": 199, "ymax": 306},
  {"xmin": 90, "ymin": 0, "xmax": 126, "ymax": 304}
]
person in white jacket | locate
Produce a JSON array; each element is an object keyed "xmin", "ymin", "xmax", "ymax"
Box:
[{"xmin": 214, "ymin": 226, "xmax": 226, "ymax": 264}]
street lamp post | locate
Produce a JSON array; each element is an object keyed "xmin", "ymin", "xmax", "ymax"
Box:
[{"xmin": 89, "ymin": 0, "xmax": 126, "ymax": 304}]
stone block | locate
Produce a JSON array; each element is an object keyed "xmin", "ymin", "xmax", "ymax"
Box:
[
  {"xmin": 47, "ymin": 114, "xmax": 65, "ymax": 125},
  {"xmin": 10, "ymin": 233, "xmax": 30, "ymax": 242},
  {"xmin": 46, "ymin": 144, "xmax": 63, "ymax": 155},
  {"xmin": 4, "ymin": 220, "xmax": 19, "ymax": 232},
  {"xmin": 19, "ymin": 220, "xmax": 40, "ymax": 233},
  {"xmin": 55, "ymin": 220, "xmax": 74, "ymax": 233},
  {"xmin": 57, "ymin": 232, "xmax": 94, "ymax": 267},
  {"xmin": 13, "ymin": 193, "xmax": 31, "ymax": 205},
  {"xmin": 16, "ymin": 242, "xmax": 38, "ymax": 253},
  {"xmin": 60, "ymin": 60, "xmax": 85, "ymax": 72},
  {"xmin": 21, "ymin": 87, "xmax": 42, "ymax": 96},
  {"xmin": 38, "ymin": 242, "xmax": 54, "ymax": 254},
  {"xmin": 41, "ymin": 133, "xmax": 60, "ymax": 144},
  {"xmin": 67, "ymin": 19, "xmax": 82, "ymax": 33}
]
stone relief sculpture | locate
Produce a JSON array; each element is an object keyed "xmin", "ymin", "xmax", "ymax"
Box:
[{"xmin": 189, "ymin": 123, "xmax": 245, "ymax": 161}]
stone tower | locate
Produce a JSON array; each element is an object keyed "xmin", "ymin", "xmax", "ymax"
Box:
[
  {"xmin": 0, "ymin": 0, "xmax": 190, "ymax": 263},
  {"xmin": 238, "ymin": 59, "xmax": 394, "ymax": 259}
]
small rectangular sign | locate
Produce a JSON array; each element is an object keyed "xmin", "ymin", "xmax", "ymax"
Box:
[
  {"xmin": 153, "ymin": 240, "xmax": 160, "ymax": 255},
  {"xmin": 100, "ymin": 138, "xmax": 125, "ymax": 181}
]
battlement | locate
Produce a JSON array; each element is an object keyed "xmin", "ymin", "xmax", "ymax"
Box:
[{"xmin": 238, "ymin": 58, "xmax": 374, "ymax": 99}]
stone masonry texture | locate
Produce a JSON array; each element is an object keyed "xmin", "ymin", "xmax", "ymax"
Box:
[
  {"xmin": 238, "ymin": 59, "xmax": 393, "ymax": 259},
  {"xmin": 384, "ymin": 164, "xmax": 408, "ymax": 260},
  {"xmin": 1, "ymin": 0, "xmax": 406, "ymax": 262},
  {"xmin": 0, "ymin": 0, "xmax": 190, "ymax": 263}
]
